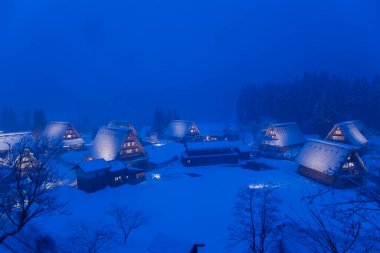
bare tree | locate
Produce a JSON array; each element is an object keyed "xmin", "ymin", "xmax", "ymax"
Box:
[
  {"xmin": 108, "ymin": 205, "xmax": 148, "ymax": 245},
  {"xmin": 303, "ymin": 172, "xmax": 380, "ymax": 233},
  {"xmin": 291, "ymin": 182, "xmax": 379, "ymax": 253},
  {"xmin": 68, "ymin": 221, "xmax": 116, "ymax": 253},
  {"xmin": 290, "ymin": 204, "xmax": 376, "ymax": 253},
  {"xmin": 228, "ymin": 184, "xmax": 280, "ymax": 253},
  {"xmin": 0, "ymin": 137, "xmax": 65, "ymax": 244}
]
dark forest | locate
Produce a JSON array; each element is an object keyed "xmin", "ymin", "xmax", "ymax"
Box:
[{"xmin": 237, "ymin": 73, "xmax": 380, "ymax": 135}]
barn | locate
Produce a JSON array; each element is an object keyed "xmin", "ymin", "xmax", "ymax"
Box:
[
  {"xmin": 165, "ymin": 120, "xmax": 201, "ymax": 142},
  {"xmin": 91, "ymin": 125, "xmax": 148, "ymax": 168},
  {"xmin": 181, "ymin": 141, "xmax": 239, "ymax": 167},
  {"xmin": 296, "ymin": 139, "xmax": 367, "ymax": 187},
  {"xmin": 325, "ymin": 121, "xmax": 368, "ymax": 149},
  {"xmin": 75, "ymin": 159, "xmax": 110, "ymax": 192},
  {"xmin": 75, "ymin": 159, "xmax": 146, "ymax": 192},
  {"xmin": 259, "ymin": 122, "xmax": 305, "ymax": 156},
  {"xmin": 108, "ymin": 160, "xmax": 146, "ymax": 187},
  {"xmin": 42, "ymin": 122, "xmax": 85, "ymax": 150}
]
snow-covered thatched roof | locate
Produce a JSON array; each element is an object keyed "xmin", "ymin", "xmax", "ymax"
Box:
[
  {"xmin": 165, "ymin": 120, "xmax": 200, "ymax": 138},
  {"xmin": 326, "ymin": 121, "xmax": 368, "ymax": 147},
  {"xmin": 263, "ymin": 122, "xmax": 305, "ymax": 148},
  {"xmin": 92, "ymin": 126, "xmax": 132, "ymax": 161},
  {"xmin": 350, "ymin": 120, "xmax": 365, "ymax": 131},
  {"xmin": 42, "ymin": 121, "xmax": 84, "ymax": 147},
  {"xmin": 0, "ymin": 132, "xmax": 32, "ymax": 151},
  {"xmin": 108, "ymin": 120, "xmax": 138, "ymax": 136},
  {"xmin": 296, "ymin": 139, "xmax": 357, "ymax": 175}
]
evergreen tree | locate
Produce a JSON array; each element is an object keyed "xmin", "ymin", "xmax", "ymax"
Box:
[
  {"xmin": 151, "ymin": 108, "xmax": 165, "ymax": 136},
  {"xmin": 236, "ymin": 72, "xmax": 379, "ymax": 133},
  {"xmin": 172, "ymin": 109, "xmax": 181, "ymax": 120},
  {"xmin": 22, "ymin": 110, "xmax": 32, "ymax": 131},
  {"xmin": 1, "ymin": 106, "xmax": 18, "ymax": 132},
  {"xmin": 312, "ymin": 94, "xmax": 337, "ymax": 137},
  {"xmin": 78, "ymin": 115, "xmax": 91, "ymax": 134},
  {"xmin": 32, "ymin": 109, "xmax": 47, "ymax": 138}
]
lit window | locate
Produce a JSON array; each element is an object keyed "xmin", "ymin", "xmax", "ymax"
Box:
[
  {"xmin": 343, "ymin": 162, "xmax": 355, "ymax": 169},
  {"xmin": 115, "ymin": 176, "xmax": 122, "ymax": 182},
  {"xmin": 332, "ymin": 136, "xmax": 344, "ymax": 141}
]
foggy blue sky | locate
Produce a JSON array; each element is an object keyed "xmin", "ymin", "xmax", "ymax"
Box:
[{"xmin": 0, "ymin": 0, "xmax": 379, "ymax": 126}]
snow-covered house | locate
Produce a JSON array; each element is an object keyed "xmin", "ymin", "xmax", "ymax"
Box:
[
  {"xmin": 296, "ymin": 139, "xmax": 367, "ymax": 187},
  {"xmin": 41, "ymin": 122, "xmax": 85, "ymax": 150},
  {"xmin": 165, "ymin": 120, "xmax": 201, "ymax": 142},
  {"xmin": 0, "ymin": 132, "xmax": 32, "ymax": 153},
  {"xmin": 75, "ymin": 159, "xmax": 146, "ymax": 192},
  {"xmin": 181, "ymin": 141, "xmax": 239, "ymax": 167},
  {"xmin": 75, "ymin": 158, "xmax": 110, "ymax": 192},
  {"xmin": 259, "ymin": 122, "xmax": 305, "ymax": 153},
  {"xmin": 91, "ymin": 125, "xmax": 148, "ymax": 167},
  {"xmin": 325, "ymin": 121, "xmax": 368, "ymax": 149}
]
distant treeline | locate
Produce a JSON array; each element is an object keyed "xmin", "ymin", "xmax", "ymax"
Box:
[
  {"xmin": 0, "ymin": 107, "xmax": 47, "ymax": 135},
  {"xmin": 237, "ymin": 73, "xmax": 380, "ymax": 135},
  {"xmin": 0, "ymin": 107, "xmax": 92, "ymax": 136}
]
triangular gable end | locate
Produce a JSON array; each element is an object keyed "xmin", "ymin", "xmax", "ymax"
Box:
[
  {"xmin": 187, "ymin": 123, "xmax": 200, "ymax": 136},
  {"xmin": 266, "ymin": 127, "xmax": 279, "ymax": 140},
  {"xmin": 326, "ymin": 125, "xmax": 345, "ymax": 142},
  {"xmin": 337, "ymin": 150, "xmax": 367, "ymax": 176},
  {"xmin": 119, "ymin": 132, "xmax": 146, "ymax": 160},
  {"xmin": 62, "ymin": 124, "xmax": 81, "ymax": 140}
]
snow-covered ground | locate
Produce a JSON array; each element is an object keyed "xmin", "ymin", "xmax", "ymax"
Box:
[
  {"xmin": 26, "ymin": 154, "xmax": 348, "ymax": 252},
  {"xmin": 3, "ymin": 129, "xmax": 379, "ymax": 253}
]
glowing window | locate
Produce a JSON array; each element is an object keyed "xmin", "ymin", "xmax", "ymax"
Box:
[{"xmin": 332, "ymin": 136, "xmax": 344, "ymax": 141}]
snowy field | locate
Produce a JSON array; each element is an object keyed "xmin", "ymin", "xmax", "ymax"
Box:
[
  {"xmin": 30, "ymin": 149, "xmax": 352, "ymax": 253},
  {"xmin": 3, "ymin": 132, "xmax": 377, "ymax": 253}
]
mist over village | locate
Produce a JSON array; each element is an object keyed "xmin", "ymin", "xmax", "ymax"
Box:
[{"xmin": 0, "ymin": 1, "xmax": 380, "ymax": 253}]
